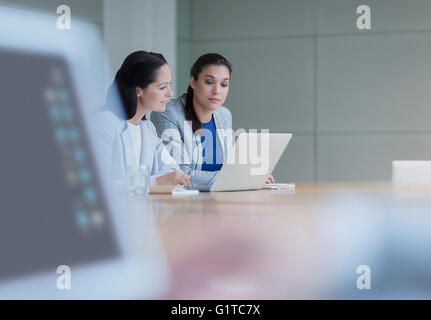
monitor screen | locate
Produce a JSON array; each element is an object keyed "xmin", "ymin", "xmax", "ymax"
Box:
[{"xmin": 0, "ymin": 49, "xmax": 119, "ymax": 281}]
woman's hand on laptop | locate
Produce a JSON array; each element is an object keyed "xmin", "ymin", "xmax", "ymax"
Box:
[
  {"xmin": 156, "ymin": 171, "xmax": 191, "ymax": 186},
  {"xmin": 266, "ymin": 175, "xmax": 275, "ymax": 184}
]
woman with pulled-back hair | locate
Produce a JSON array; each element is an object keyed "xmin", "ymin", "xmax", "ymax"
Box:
[
  {"xmin": 94, "ymin": 51, "xmax": 190, "ymax": 186},
  {"xmin": 152, "ymin": 53, "xmax": 274, "ymax": 187},
  {"xmin": 151, "ymin": 53, "xmax": 234, "ymax": 187}
]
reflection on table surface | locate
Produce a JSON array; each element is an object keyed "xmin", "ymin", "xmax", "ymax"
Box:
[{"xmin": 128, "ymin": 182, "xmax": 431, "ymax": 299}]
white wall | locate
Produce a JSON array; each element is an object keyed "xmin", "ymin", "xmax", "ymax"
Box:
[{"xmin": 103, "ymin": 0, "xmax": 177, "ymax": 94}]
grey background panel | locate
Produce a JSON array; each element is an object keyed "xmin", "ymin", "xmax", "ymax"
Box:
[
  {"xmin": 192, "ymin": 38, "xmax": 315, "ymax": 133},
  {"xmin": 178, "ymin": 0, "xmax": 192, "ymax": 40},
  {"xmin": 0, "ymin": 0, "xmax": 103, "ymax": 24},
  {"xmin": 317, "ymin": 134, "xmax": 431, "ymax": 181},
  {"xmin": 191, "ymin": 0, "xmax": 314, "ymax": 40},
  {"xmin": 316, "ymin": 0, "xmax": 431, "ymax": 34},
  {"xmin": 177, "ymin": 39, "xmax": 193, "ymax": 94},
  {"xmin": 272, "ymin": 134, "xmax": 315, "ymax": 182},
  {"xmin": 180, "ymin": 0, "xmax": 431, "ymax": 181},
  {"xmin": 317, "ymin": 33, "xmax": 431, "ymax": 132},
  {"xmin": 177, "ymin": 0, "xmax": 192, "ymax": 93}
]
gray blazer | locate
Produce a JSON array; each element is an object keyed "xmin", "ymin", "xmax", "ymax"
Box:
[{"xmin": 151, "ymin": 96, "xmax": 233, "ymax": 187}]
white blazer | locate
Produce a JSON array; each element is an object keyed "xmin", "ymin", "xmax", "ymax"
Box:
[{"xmin": 93, "ymin": 111, "xmax": 178, "ymax": 184}]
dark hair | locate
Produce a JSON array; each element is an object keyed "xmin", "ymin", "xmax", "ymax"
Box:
[
  {"xmin": 182, "ymin": 53, "xmax": 232, "ymax": 132},
  {"xmin": 105, "ymin": 51, "xmax": 167, "ymax": 120}
]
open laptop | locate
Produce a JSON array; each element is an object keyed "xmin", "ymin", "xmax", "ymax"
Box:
[
  {"xmin": 191, "ymin": 133, "xmax": 292, "ymax": 192},
  {"xmin": 0, "ymin": 7, "xmax": 167, "ymax": 299}
]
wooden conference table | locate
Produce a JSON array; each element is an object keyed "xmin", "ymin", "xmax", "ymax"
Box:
[{"xmin": 143, "ymin": 182, "xmax": 431, "ymax": 299}]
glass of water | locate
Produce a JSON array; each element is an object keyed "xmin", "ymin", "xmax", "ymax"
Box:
[
  {"xmin": 135, "ymin": 164, "xmax": 150, "ymax": 196},
  {"xmin": 127, "ymin": 166, "xmax": 138, "ymax": 196}
]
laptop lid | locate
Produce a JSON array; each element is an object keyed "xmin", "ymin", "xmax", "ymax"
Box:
[{"xmin": 210, "ymin": 133, "xmax": 292, "ymax": 192}]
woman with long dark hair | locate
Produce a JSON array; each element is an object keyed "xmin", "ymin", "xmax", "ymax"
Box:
[
  {"xmin": 94, "ymin": 51, "xmax": 190, "ymax": 186},
  {"xmin": 151, "ymin": 53, "xmax": 234, "ymax": 187},
  {"xmin": 152, "ymin": 53, "xmax": 275, "ymax": 187}
]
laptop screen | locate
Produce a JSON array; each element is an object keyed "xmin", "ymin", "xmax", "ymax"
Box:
[{"xmin": 0, "ymin": 49, "xmax": 119, "ymax": 281}]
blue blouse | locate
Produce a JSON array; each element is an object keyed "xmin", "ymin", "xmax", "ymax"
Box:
[{"xmin": 201, "ymin": 116, "xmax": 223, "ymax": 171}]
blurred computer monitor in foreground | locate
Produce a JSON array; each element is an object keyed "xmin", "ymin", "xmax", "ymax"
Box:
[{"xmin": 0, "ymin": 5, "xmax": 167, "ymax": 299}]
